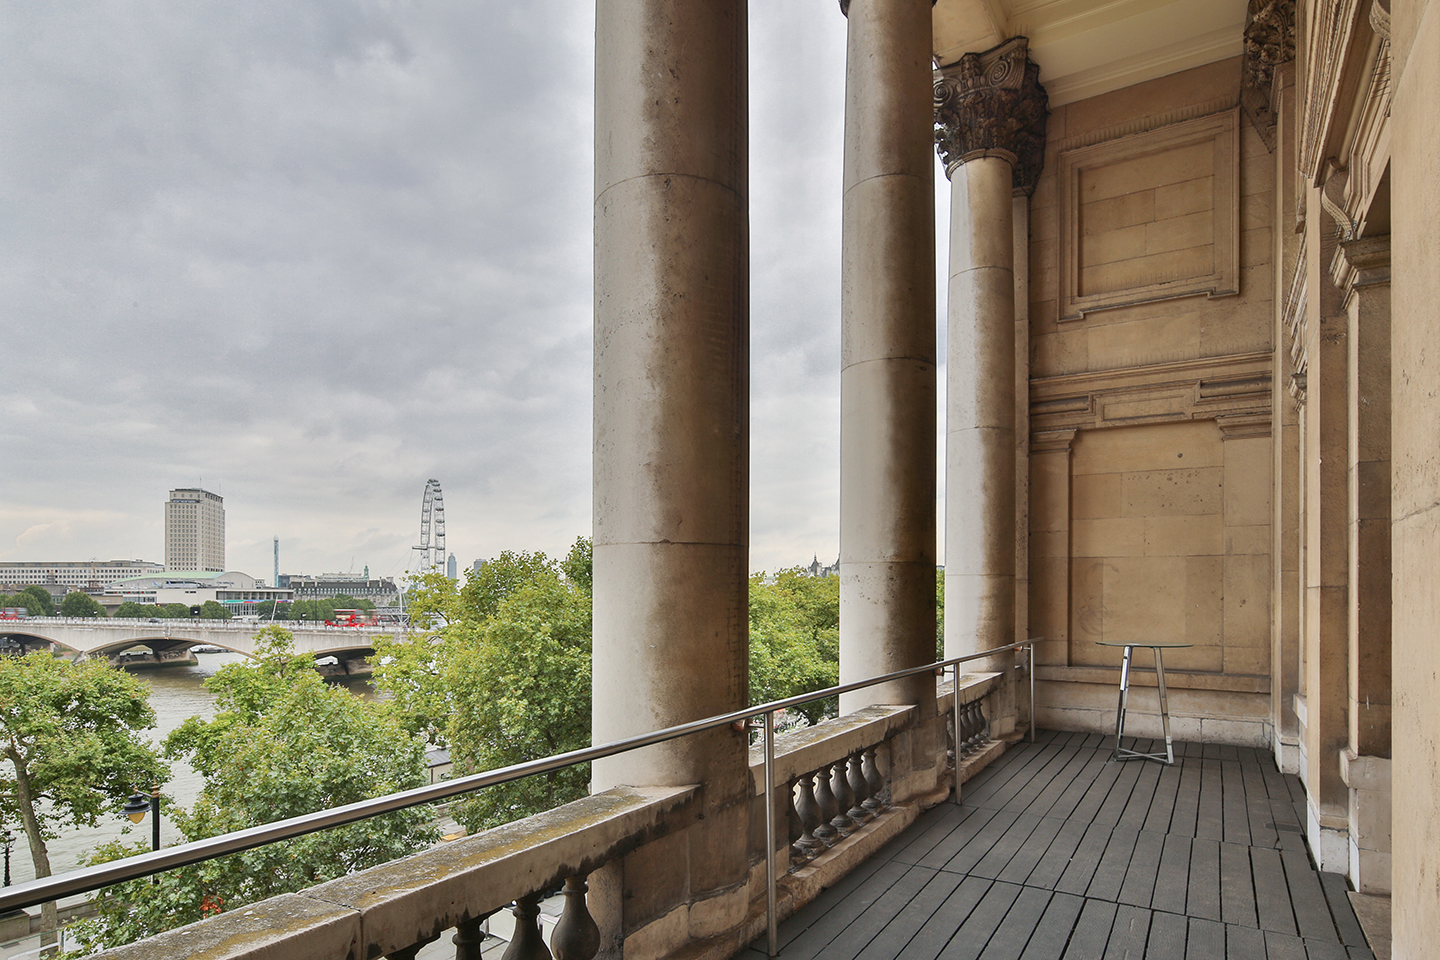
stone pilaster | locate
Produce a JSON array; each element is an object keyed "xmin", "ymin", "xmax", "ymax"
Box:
[
  {"xmin": 934, "ymin": 38, "xmax": 1047, "ymax": 670},
  {"xmin": 837, "ymin": 0, "xmax": 938, "ymax": 722},
  {"xmin": 1333, "ymin": 234, "xmax": 1391, "ymax": 893}
]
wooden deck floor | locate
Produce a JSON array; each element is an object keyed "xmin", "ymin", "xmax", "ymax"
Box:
[{"xmin": 743, "ymin": 730, "xmax": 1375, "ymax": 960}]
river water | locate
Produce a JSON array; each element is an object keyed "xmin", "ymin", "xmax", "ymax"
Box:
[{"xmin": 7, "ymin": 653, "xmax": 374, "ymax": 887}]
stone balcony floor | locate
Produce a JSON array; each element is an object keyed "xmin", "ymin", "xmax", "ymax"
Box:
[{"xmin": 740, "ymin": 729, "xmax": 1377, "ymax": 960}]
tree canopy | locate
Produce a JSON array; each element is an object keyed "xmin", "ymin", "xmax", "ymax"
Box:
[
  {"xmin": 0, "ymin": 653, "xmax": 166, "ymax": 930},
  {"xmin": 72, "ymin": 628, "xmax": 435, "ymax": 951},
  {"xmin": 3, "ymin": 586, "xmax": 56, "ymax": 616},
  {"xmin": 748, "ymin": 567, "xmax": 840, "ymax": 725},
  {"xmin": 58, "ymin": 591, "xmax": 106, "ymax": 618}
]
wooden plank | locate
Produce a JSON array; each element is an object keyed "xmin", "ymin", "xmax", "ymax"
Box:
[
  {"xmin": 1086, "ymin": 828, "xmax": 1142, "ymax": 902},
  {"xmin": 963, "ymin": 743, "xmax": 1065, "ymax": 810},
  {"xmin": 1022, "ymin": 746, "xmax": 1092, "ymax": 820},
  {"xmin": 1303, "ymin": 940, "xmax": 1349, "ymax": 960},
  {"xmin": 1116, "ymin": 760, "xmax": 1163, "ymax": 833},
  {"xmin": 1061, "ymin": 898, "xmax": 1117, "ymax": 960},
  {"xmin": 1195, "ymin": 759, "xmax": 1226, "ymax": 842},
  {"xmin": 1282, "ymin": 846, "xmax": 1340, "ymax": 941},
  {"xmin": 940, "ymin": 809, "xmax": 1023, "ymax": 876},
  {"xmin": 1347, "ymin": 944, "xmax": 1378, "ymax": 960},
  {"xmin": 1140, "ymin": 759, "xmax": 1183, "ymax": 834},
  {"xmin": 852, "ymin": 870, "xmax": 967, "ymax": 960},
  {"xmin": 1318, "ymin": 873, "xmax": 1369, "ymax": 947},
  {"xmin": 1103, "ymin": 904, "xmax": 1151, "ymax": 959},
  {"xmin": 1221, "ymin": 760, "xmax": 1252, "ymax": 846},
  {"xmin": 1151, "ymin": 834, "xmax": 1192, "ymax": 915},
  {"xmin": 993, "ymin": 813, "xmax": 1064, "ymax": 886},
  {"xmin": 977, "ymin": 886, "xmax": 1052, "ymax": 960},
  {"xmin": 1021, "ymin": 817, "xmax": 1090, "ymax": 891},
  {"xmin": 1225, "ymin": 922, "xmax": 1266, "ymax": 957},
  {"xmin": 1054, "ymin": 820, "xmax": 1116, "ymax": 896},
  {"xmin": 1258, "ymin": 752, "xmax": 1293, "ymax": 801},
  {"xmin": 774, "ymin": 849, "xmax": 891, "ymax": 947},
  {"xmin": 1045, "ymin": 751, "xmax": 1118, "ymax": 824},
  {"xmin": 1185, "ymin": 917, "xmax": 1225, "ymax": 960},
  {"xmin": 1169, "ymin": 758, "xmax": 1202, "ymax": 838},
  {"xmin": 1116, "ymin": 830, "xmax": 1165, "ymax": 907},
  {"xmin": 1068, "ymin": 756, "xmax": 1129, "ymax": 825},
  {"xmin": 780, "ymin": 860, "xmax": 937, "ymax": 960},
  {"xmin": 889, "ymin": 804, "xmax": 975, "ymax": 865},
  {"xmin": 1004, "ymin": 745, "xmax": 1090, "ymax": 814},
  {"xmin": 1251, "ymin": 846, "xmax": 1299, "ymax": 935},
  {"xmin": 1218, "ymin": 841, "xmax": 1257, "ymax": 928},
  {"xmin": 894, "ymin": 876, "xmax": 992, "ymax": 960},
  {"xmin": 943, "ymin": 881, "xmax": 1023, "ymax": 960},
  {"xmin": 970, "ymin": 812, "xmax": 1045, "ymax": 879},
  {"xmin": 1145, "ymin": 911, "xmax": 1187, "ymax": 959},
  {"xmin": 1186, "ymin": 838, "xmax": 1222, "ymax": 923},
  {"xmin": 1091, "ymin": 757, "xmax": 1146, "ymax": 830},
  {"xmin": 913, "ymin": 806, "xmax": 1004, "ymax": 870},
  {"xmin": 1017, "ymin": 891, "xmax": 1085, "ymax": 960},
  {"xmin": 1263, "ymin": 930, "xmax": 1309, "ymax": 960}
]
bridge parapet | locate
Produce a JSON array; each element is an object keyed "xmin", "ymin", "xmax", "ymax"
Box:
[{"xmin": 0, "ymin": 618, "xmax": 409, "ymax": 658}]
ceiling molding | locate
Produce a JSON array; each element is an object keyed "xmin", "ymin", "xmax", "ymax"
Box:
[{"xmin": 1042, "ymin": 26, "xmax": 1243, "ymax": 105}]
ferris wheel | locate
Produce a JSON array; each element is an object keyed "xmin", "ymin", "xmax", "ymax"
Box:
[{"xmin": 411, "ymin": 479, "xmax": 446, "ymax": 575}]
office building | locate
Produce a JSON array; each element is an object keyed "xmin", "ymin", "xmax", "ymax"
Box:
[{"xmin": 164, "ymin": 488, "xmax": 225, "ymax": 572}]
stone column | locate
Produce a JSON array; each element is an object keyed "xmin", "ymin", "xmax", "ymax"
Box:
[
  {"xmin": 1301, "ymin": 176, "xmax": 1349, "ymax": 872},
  {"xmin": 591, "ymin": 0, "xmax": 749, "ymax": 949},
  {"xmin": 1335, "ymin": 235, "xmax": 1391, "ymax": 894},
  {"xmin": 933, "ymin": 39, "xmax": 1047, "ymax": 670},
  {"xmin": 837, "ymin": 0, "xmax": 937, "ymax": 716}
]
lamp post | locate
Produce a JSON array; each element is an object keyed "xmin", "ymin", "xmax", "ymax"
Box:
[
  {"xmin": 123, "ymin": 785, "xmax": 162, "ymax": 882},
  {"xmin": 2, "ymin": 828, "xmax": 12, "ymax": 887}
]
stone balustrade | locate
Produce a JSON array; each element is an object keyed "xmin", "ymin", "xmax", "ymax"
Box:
[{"xmin": 84, "ymin": 674, "xmax": 1021, "ymax": 960}]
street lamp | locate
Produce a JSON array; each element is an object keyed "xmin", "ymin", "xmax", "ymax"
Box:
[
  {"xmin": 2, "ymin": 828, "xmax": 12, "ymax": 887},
  {"xmin": 122, "ymin": 785, "xmax": 162, "ymax": 853}
]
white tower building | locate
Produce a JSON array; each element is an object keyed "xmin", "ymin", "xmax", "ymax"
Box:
[{"xmin": 165, "ymin": 488, "xmax": 225, "ymax": 572}]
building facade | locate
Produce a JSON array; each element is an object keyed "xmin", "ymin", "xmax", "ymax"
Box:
[
  {"xmin": 164, "ymin": 488, "xmax": 225, "ymax": 572},
  {"xmin": 286, "ymin": 574, "xmax": 400, "ymax": 606},
  {"xmin": 0, "ymin": 559, "xmax": 162, "ymax": 590},
  {"xmin": 105, "ymin": 571, "xmax": 293, "ymax": 609}
]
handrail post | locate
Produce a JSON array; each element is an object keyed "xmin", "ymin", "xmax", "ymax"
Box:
[
  {"xmin": 1028, "ymin": 640, "xmax": 1036, "ymax": 743},
  {"xmin": 762, "ymin": 710, "xmax": 778, "ymax": 957},
  {"xmin": 951, "ymin": 663, "xmax": 963, "ymax": 805}
]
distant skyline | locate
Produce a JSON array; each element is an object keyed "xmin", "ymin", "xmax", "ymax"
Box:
[{"xmin": 2, "ymin": 2, "xmax": 953, "ymax": 581}]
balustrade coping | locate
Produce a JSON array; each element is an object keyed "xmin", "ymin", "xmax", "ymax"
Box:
[{"xmin": 87, "ymin": 785, "xmax": 699, "ymax": 960}]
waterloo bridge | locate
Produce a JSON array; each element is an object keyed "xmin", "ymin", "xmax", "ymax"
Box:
[{"xmin": 0, "ymin": 617, "xmax": 408, "ymax": 667}]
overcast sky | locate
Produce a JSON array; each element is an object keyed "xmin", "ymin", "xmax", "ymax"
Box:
[{"xmin": 2, "ymin": 1, "xmax": 951, "ymax": 582}]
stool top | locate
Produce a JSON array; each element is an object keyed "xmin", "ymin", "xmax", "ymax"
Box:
[{"xmin": 1095, "ymin": 641, "xmax": 1193, "ymax": 649}]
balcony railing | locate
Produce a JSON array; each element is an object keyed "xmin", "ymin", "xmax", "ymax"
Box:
[{"xmin": 1, "ymin": 640, "xmax": 1037, "ymax": 960}]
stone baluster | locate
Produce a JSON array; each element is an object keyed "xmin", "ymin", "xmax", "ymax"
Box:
[
  {"xmin": 977, "ymin": 698, "xmax": 990, "ymax": 745},
  {"xmin": 966, "ymin": 701, "xmax": 983, "ymax": 754},
  {"xmin": 552, "ymin": 876, "xmax": 600, "ymax": 960},
  {"xmin": 829, "ymin": 761, "xmax": 857, "ymax": 836},
  {"xmin": 862, "ymin": 748, "xmax": 886, "ymax": 813},
  {"xmin": 501, "ymin": 893, "xmax": 552, "ymax": 960},
  {"xmin": 813, "ymin": 765, "xmax": 839, "ymax": 844},
  {"xmin": 847, "ymin": 754, "xmax": 871, "ymax": 822},
  {"xmin": 794, "ymin": 771, "xmax": 824, "ymax": 856},
  {"xmin": 453, "ymin": 911, "xmax": 497, "ymax": 960},
  {"xmin": 946, "ymin": 712, "xmax": 957, "ymax": 768}
]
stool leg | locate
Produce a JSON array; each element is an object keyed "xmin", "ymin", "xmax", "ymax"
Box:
[
  {"xmin": 1113, "ymin": 645, "xmax": 1134, "ymax": 760},
  {"xmin": 1155, "ymin": 647, "xmax": 1174, "ymax": 764}
]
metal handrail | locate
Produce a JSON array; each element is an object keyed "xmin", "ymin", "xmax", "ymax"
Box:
[{"xmin": 0, "ymin": 637, "xmax": 1040, "ymax": 926}]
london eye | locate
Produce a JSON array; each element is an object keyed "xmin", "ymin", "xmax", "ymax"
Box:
[{"xmin": 411, "ymin": 479, "xmax": 446, "ymax": 575}]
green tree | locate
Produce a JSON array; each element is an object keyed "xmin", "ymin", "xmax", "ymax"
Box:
[
  {"xmin": 71, "ymin": 628, "xmax": 435, "ymax": 951},
  {"xmin": 8, "ymin": 586, "xmax": 56, "ymax": 616},
  {"xmin": 0, "ymin": 653, "xmax": 166, "ymax": 931},
  {"xmin": 198, "ymin": 600, "xmax": 231, "ymax": 620},
  {"xmin": 748, "ymin": 568, "xmax": 840, "ymax": 725},
  {"xmin": 59, "ymin": 591, "xmax": 105, "ymax": 618},
  {"xmin": 329, "ymin": 594, "xmax": 375, "ymax": 611},
  {"xmin": 372, "ymin": 540, "xmax": 594, "ymax": 830},
  {"xmin": 158, "ymin": 603, "xmax": 191, "ymax": 619}
]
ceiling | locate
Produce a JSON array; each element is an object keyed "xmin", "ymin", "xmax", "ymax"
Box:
[{"xmin": 933, "ymin": 0, "xmax": 1250, "ymax": 106}]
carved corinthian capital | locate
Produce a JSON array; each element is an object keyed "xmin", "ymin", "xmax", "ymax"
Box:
[{"xmin": 933, "ymin": 37, "xmax": 1048, "ymax": 195}]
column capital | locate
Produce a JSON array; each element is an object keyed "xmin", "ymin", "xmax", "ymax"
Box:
[
  {"xmin": 933, "ymin": 37, "xmax": 1048, "ymax": 195},
  {"xmin": 838, "ymin": 0, "xmax": 936, "ymax": 16}
]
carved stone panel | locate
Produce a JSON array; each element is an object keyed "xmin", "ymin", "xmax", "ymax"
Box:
[{"xmin": 1057, "ymin": 109, "xmax": 1241, "ymax": 322}]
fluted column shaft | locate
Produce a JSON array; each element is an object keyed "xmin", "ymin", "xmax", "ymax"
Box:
[{"xmin": 837, "ymin": 0, "xmax": 937, "ymax": 714}]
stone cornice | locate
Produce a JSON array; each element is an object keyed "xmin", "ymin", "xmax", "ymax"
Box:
[
  {"xmin": 933, "ymin": 36, "xmax": 1048, "ymax": 195},
  {"xmin": 1030, "ymin": 353, "xmax": 1272, "ymax": 439}
]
